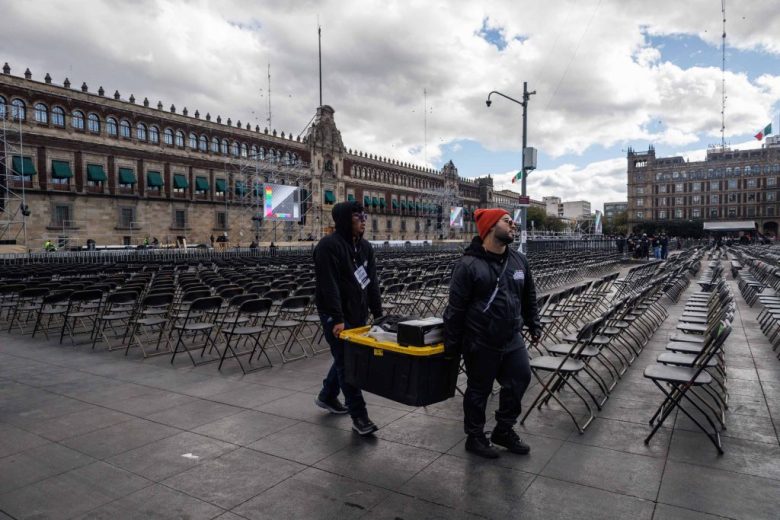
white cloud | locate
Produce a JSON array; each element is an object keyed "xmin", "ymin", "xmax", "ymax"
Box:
[{"xmin": 1, "ymin": 0, "xmax": 779, "ymax": 184}]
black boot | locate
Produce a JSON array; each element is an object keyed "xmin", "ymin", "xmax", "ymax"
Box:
[
  {"xmin": 465, "ymin": 433, "xmax": 499, "ymax": 459},
  {"xmin": 490, "ymin": 427, "xmax": 530, "ymax": 455}
]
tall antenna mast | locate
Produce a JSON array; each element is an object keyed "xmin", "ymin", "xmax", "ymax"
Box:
[
  {"xmin": 424, "ymin": 88, "xmax": 427, "ymax": 164},
  {"xmin": 267, "ymin": 63, "xmax": 272, "ymax": 130},
  {"xmin": 318, "ymin": 23, "xmax": 323, "ymax": 107},
  {"xmin": 720, "ymin": 0, "xmax": 727, "ymax": 149}
]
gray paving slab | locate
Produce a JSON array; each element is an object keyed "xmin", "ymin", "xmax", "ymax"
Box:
[
  {"xmin": 0, "ymin": 442, "xmax": 95, "ymax": 494},
  {"xmin": 248, "ymin": 421, "xmax": 354, "ymax": 465},
  {"xmin": 60, "ymin": 416, "xmax": 182, "ymax": 459},
  {"xmin": 74, "ymin": 483, "xmax": 225, "ymax": 520},
  {"xmin": 658, "ymin": 460, "xmax": 780, "ymax": 520},
  {"xmin": 399, "ymin": 454, "xmax": 534, "ymax": 518},
  {"xmin": 0, "ymin": 461, "xmax": 152, "ymax": 520},
  {"xmin": 541, "ymin": 442, "xmax": 666, "ymax": 501},
  {"xmin": 193, "ymin": 409, "xmax": 298, "ymax": 446},
  {"xmin": 515, "ymin": 476, "xmax": 656, "ymax": 520},
  {"xmin": 162, "ymin": 447, "xmax": 304, "ymax": 509},
  {"xmin": 105, "ymin": 431, "xmax": 237, "ymax": 481},
  {"xmin": 232, "ymin": 467, "xmax": 390, "ymax": 520}
]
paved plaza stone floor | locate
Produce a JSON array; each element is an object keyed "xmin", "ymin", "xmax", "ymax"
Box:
[{"xmin": 0, "ymin": 275, "xmax": 779, "ymax": 519}]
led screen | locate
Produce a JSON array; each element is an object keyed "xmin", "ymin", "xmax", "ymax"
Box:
[
  {"xmin": 262, "ymin": 183, "xmax": 300, "ymax": 221},
  {"xmin": 450, "ymin": 206, "xmax": 464, "ymax": 228}
]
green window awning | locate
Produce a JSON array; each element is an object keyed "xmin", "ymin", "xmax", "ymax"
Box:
[
  {"xmin": 11, "ymin": 156, "xmax": 36, "ymax": 176},
  {"xmin": 364, "ymin": 195, "xmax": 371, "ymax": 206},
  {"xmin": 195, "ymin": 176, "xmax": 209, "ymax": 191},
  {"xmin": 51, "ymin": 160, "xmax": 73, "ymax": 179},
  {"xmin": 145, "ymin": 170, "xmax": 162, "ymax": 187},
  {"xmin": 253, "ymin": 183, "xmax": 262, "ymax": 197},
  {"xmin": 86, "ymin": 164, "xmax": 107, "ymax": 182},
  {"xmin": 119, "ymin": 168, "xmax": 137, "ymax": 185},
  {"xmin": 400, "ymin": 200, "xmax": 407, "ymax": 209},
  {"xmin": 215, "ymin": 178, "xmax": 226, "ymax": 193},
  {"xmin": 371, "ymin": 197, "xmax": 379, "ymax": 207},
  {"xmin": 324, "ymin": 190, "xmax": 336, "ymax": 203},
  {"xmin": 391, "ymin": 199, "xmax": 398, "ymax": 209},
  {"xmin": 235, "ymin": 181, "xmax": 247, "ymax": 195},
  {"xmin": 379, "ymin": 197, "xmax": 386, "ymax": 208},
  {"xmin": 347, "ymin": 194, "xmax": 355, "ymax": 202},
  {"xmin": 173, "ymin": 174, "xmax": 188, "ymax": 189}
]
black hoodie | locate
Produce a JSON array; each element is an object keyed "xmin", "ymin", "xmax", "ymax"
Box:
[
  {"xmin": 314, "ymin": 201, "xmax": 382, "ymax": 326},
  {"xmin": 443, "ymin": 236, "xmax": 541, "ymax": 354}
]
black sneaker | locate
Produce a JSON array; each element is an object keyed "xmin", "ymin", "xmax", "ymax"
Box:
[
  {"xmin": 315, "ymin": 396, "xmax": 348, "ymax": 415},
  {"xmin": 464, "ymin": 433, "xmax": 499, "ymax": 459},
  {"xmin": 352, "ymin": 416, "xmax": 378, "ymax": 436},
  {"xmin": 490, "ymin": 427, "xmax": 530, "ymax": 455}
]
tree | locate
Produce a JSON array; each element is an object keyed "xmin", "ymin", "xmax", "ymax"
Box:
[
  {"xmin": 546, "ymin": 216, "xmax": 566, "ymax": 232},
  {"xmin": 526, "ymin": 206, "xmax": 547, "ymax": 231},
  {"xmin": 604, "ymin": 211, "xmax": 628, "ymax": 235}
]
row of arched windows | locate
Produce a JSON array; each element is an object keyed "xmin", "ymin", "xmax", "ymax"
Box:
[
  {"xmin": 0, "ymin": 95, "xmax": 300, "ymax": 165},
  {"xmin": 351, "ymin": 165, "xmax": 435, "ymax": 190}
]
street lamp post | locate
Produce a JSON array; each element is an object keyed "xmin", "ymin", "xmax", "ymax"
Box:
[{"xmin": 486, "ymin": 82, "xmax": 536, "ymax": 253}]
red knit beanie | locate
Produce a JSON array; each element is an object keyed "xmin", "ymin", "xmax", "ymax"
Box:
[{"xmin": 474, "ymin": 208, "xmax": 510, "ymax": 241}]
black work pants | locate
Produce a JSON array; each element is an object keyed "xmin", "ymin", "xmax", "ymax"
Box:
[{"xmin": 463, "ymin": 341, "xmax": 532, "ymax": 436}]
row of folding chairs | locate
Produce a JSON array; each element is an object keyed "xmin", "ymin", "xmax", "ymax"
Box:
[
  {"xmin": 643, "ymin": 271, "xmax": 735, "ymax": 454},
  {"xmin": 520, "ymin": 272, "xmax": 670, "ymax": 433}
]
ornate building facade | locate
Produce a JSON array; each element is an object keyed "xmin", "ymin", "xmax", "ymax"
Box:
[
  {"xmin": 0, "ymin": 64, "xmax": 525, "ymax": 248},
  {"xmin": 626, "ymin": 143, "xmax": 780, "ymax": 236}
]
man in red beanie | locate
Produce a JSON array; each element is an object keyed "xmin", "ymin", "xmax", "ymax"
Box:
[{"xmin": 443, "ymin": 208, "xmax": 542, "ymax": 458}]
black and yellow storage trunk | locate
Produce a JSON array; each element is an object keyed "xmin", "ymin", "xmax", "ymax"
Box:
[{"xmin": 340, "ymin": 326, "xmax": 459, "ymax": 406}]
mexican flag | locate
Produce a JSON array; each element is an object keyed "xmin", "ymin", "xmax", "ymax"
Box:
[
  {"xmin": 755, "ymin": 123, "xmax": 772, "ymax": 141},
  {"xmin": 511, "ymin": 170, "xmax": 523, "ymax": 183}
]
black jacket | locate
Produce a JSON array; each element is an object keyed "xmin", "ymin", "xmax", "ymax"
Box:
[
  {"xmin": 443, "ymin": 237, "xmax": 541, "ymax": 354},
  {"xmin": 314, "ymin": 202, "xmax": 382, "ymax": 326}
]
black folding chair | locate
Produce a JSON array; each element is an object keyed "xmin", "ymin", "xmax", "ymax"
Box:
[
  {"xmin": 170, "ymin": 296, "xmax": 223, "ymax": 366},
  {"xmin": 218, "ymin": 298, "xmax": 273, "ymax": 373},
  {"xmin": 644, "ymin": 321, "xmax": 732, "ymax": 454}
]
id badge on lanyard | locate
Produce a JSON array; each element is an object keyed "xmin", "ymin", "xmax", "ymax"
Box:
[{"xmin": 354, "ymin": 265, "xmax": 370, "ymax": 289}]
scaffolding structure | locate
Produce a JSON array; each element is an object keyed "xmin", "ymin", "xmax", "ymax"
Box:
[
  {"xmin": 221, "ymin": 150, "xmax": 314, "ymax": 244},
  {"xmin": 0, "ymin": 114, "xmax": 29, "ymax": 248}
]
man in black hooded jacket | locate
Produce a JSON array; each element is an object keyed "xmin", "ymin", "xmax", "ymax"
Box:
[
  {"xmin": 444, "ymin": 208, "xmax": 542, "ymax": 458},
  {"xmin": 314, "ymin": 201, "xmax": 383, "ymax": 435}
]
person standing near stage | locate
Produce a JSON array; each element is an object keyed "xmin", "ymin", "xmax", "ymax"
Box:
[
  {"xmin": 443, "ymin": 208, "xmax": 542, "ymax": 458},
  {"xmin": 314, "ymin": 200, "xmax": 383, "ymax": 435}
]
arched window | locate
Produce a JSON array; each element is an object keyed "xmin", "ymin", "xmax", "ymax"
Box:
[
  {"xmin": 119, "ymin": 119, "xmax": 131, "ymax": 138},
  {"xmin": 34, "ymin": 103, "xmax": 48, "ymax": 123},
  {"xmin": 283, "ymin": 151, "xmax": 291, "ymax": 165},
  {"xmin": 231, "ymin": 142, "xmax": 240, "ymax": 157},
  {"xmin": 258, "ymin": 147, "xmax": 265, "ymax": 160},
  {"xmin": 87, "ymin": 113, "xmax": 100, "ymax": 134},
  {"xmin": 221, "ymin": 139, "xmax": 229, "ymax": 154},
  {"xmin": 11, "ymin": 99, "xmax": 25, "ymax": 121},
  {"xmin": 199, "ymin": 135, "xmax": 207, "ymax": 152},
  {"xmin": 0, "ymin": 95, "xmax": 5, "ymax": 119},
  {"xmin": 72, "ymin": 110, "xmax": 85, "ymax": 130},
  {"xmin": 240, "ymin": 143, "xmax": 248, "ymax": 158},
  {"xmin": 136, "ymin": 122, "xmax": 147, "ymax": 140},
  {"xmin": 149, "ymin": 125, "xmax": 159, "ymax": 144},
  {"xmin": 106, "ymin": 117, "xmax": 118, "ymax": 136},
  {"xmin": 164, "ymin": 128, "xmax": 174, "ymax": 145},
  {"xmin": 188, "ymin": 132, "xmax": 197, "ymax": 149},
  {"xmin": 211, "ymin": 137, "xmax": 219, "ymax": 153},
  {"xmin": 51, "ymin": 106, "xmax": 65, "ymax": 127},
  {"xmin": 175, "ymin": 130, "xmax": 185, "ymax": 147},
  {"xmin": 269, "ymin": 149, "xmax": 277, "ymax": 163},
  {"xmin": 291, "ymin": 153, "xmax": 298, "ymax": 165},
  {"xmin": 250, "ymin": 145, "xmax": 259, "ymax": 159}
]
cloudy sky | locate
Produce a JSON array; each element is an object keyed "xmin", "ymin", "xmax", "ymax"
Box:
[{"xmin": 2, "ymin": 0, "xmax": 780, "ymax": 211}]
